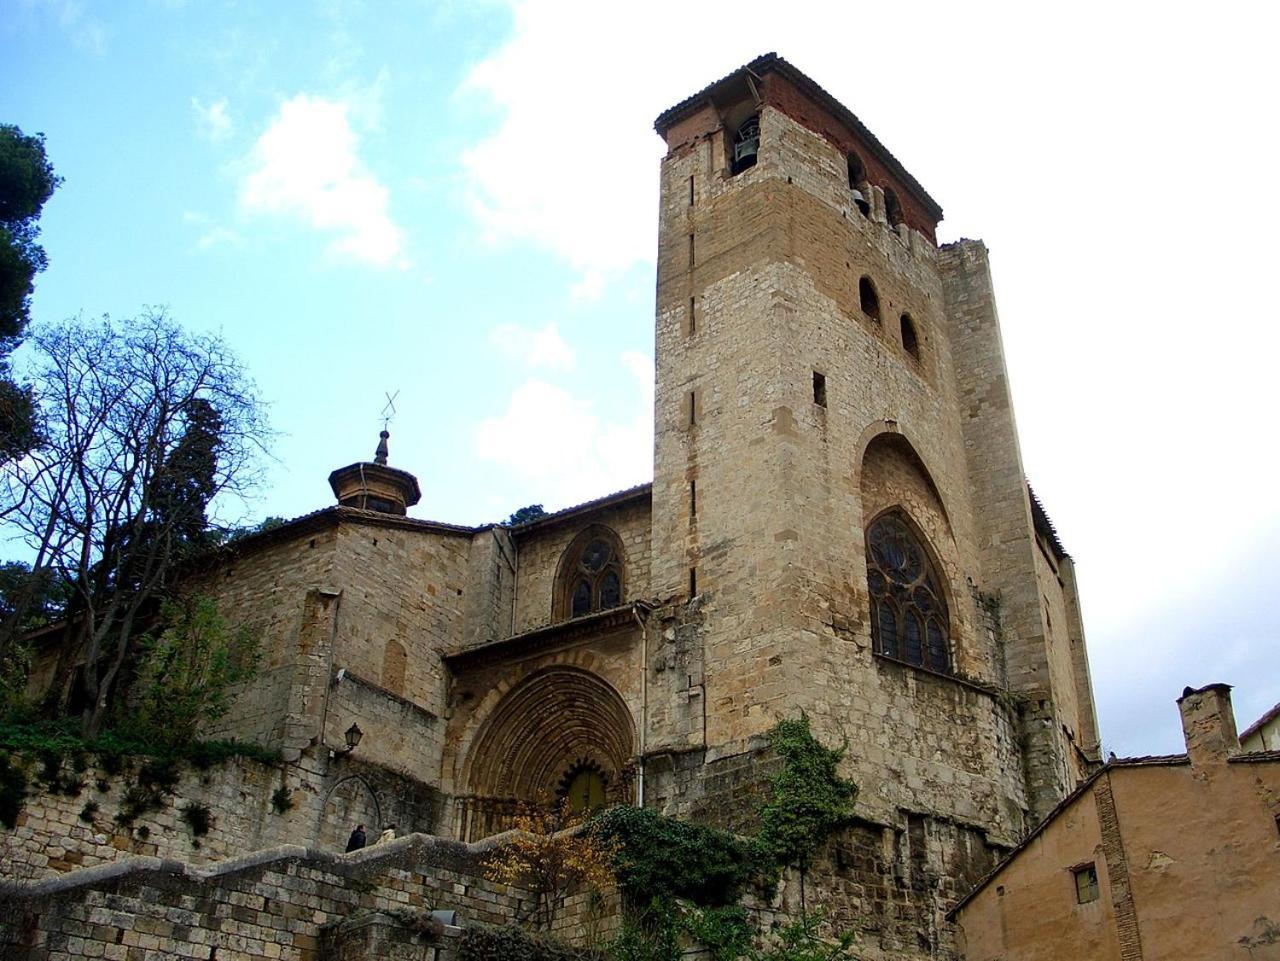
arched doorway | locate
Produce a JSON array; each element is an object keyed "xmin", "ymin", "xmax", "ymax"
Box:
[
  {"xmin": 457, "ymin": 667, "xmax": 635, "ymax": 840},
  {"xmin": 318, "ymin": 777, "xmax": 381, "ymax": 851}
]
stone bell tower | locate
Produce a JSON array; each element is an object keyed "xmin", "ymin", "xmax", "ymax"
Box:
[{"xmin": 648, "ymin": 51, "xmax": 1099, "ymax": 879}]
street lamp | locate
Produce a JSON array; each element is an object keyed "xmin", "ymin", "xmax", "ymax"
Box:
[{"xmin": 339, "ymin": 722, "xmax": 363, "ymax": 755}]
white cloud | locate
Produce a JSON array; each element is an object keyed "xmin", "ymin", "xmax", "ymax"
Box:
[
  {"xmin": 488, "ymin": 322, "xmax": 575, "ymax": 372},
  {"xmin": 239, "ymin": 95, "xmax": 406, "ymax": 268},
  {"xmin": 192, "ymin": 97, "xmax": 234, "ymax": 142},
  {"xmin": 474, "ymin": 352, "xmax": 652, "ymax": 507}
]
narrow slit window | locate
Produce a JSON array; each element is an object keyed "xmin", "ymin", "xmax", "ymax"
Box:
[
  {"xmin": 688, "ymin": 175, "xmax": 695, "ymax": 206},
  {"xmin": 690, "ymin": 480, "xmax": 697, "ymax": 518},
  {"xmin": 689, "ymin": 567, "xmax": 698, "ymax": 597},
  {"xmin": 688, "ymin": 233, "xmax": 695, "ymax": 269},
  {"xmin": 900, "ymin": 313, "xmax": 920, "ymax": 361},
  {"xmin": 688, "ymin": 390, "xmax": 697, "ymax": 426},
  {"xmin": 859, "ymin": 276, "xmax": 881, "ymax": 323},
  {"xmin": 812, "ymin": 371, "xmax": 827, "ymax": 408},
  {"xmin": 688, "ymin": 297, "xmax": 696, "ymax": 336}
]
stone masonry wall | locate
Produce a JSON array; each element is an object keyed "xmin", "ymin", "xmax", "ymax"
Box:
[
  {"xmin": 939, "ymin": 240, "xmax": 1087, "ymax": 818},
  {"xmin": 647, "ymin": 739, "xmax": 1009, "ymax": 961},
  {"xmin": 183, "ymin": 524, "xmax": 341, "ymax": 750},
  {"xmin": 0, "ymin": 832, "xmax": 616, "ymax": 961},
  {"xmin": 1, "ymin": 750, "xmax": 439, "ymax": 884},
  {"xmin": 323, "ymin": 518, "xmax": 471, "ymax": 781}
]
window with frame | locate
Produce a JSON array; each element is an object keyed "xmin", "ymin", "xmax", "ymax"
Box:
[
  {"xmin": 866, "ymin": 513, "xmax": 951, "ymax": 673},
  {"xmin": 1074, "ymin": 863, "xmax": 1100, "ymax": 903},
  {"xmin": 557, "ymin": 529, "xmax": 625, "ymax": 620}
]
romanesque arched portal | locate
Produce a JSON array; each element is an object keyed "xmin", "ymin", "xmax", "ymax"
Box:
[{"xmin": 456, "ymin": 667, "xmax": 635, "ymax": 840}]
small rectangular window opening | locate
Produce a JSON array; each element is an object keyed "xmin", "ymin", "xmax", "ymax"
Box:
[
  {"xmin": 688, "ymin": 175, "xmax": 695, "ymax": 206},
  {"xmin": 690, "ymin": 480, "xmax": 697, "ymax": 518},
  {"xmin": 688, "ymin": 297, "xmax": 696, "ymax": 336},
  {"xmin": 688, "ymin": 390, "xmax": 697, "ymax": 426},
  {"xmin": 1074, "ymin": 863, "xmax": 1099, "ymax": 904},
  {"xmin": 812, "ymin": 371, "xmax": 827, "ymax": 408},
  {"xmin": 688, "ymin": 233, "xmax": 695, "ymax": 269},
  {"xmin": 689, "ymin": 567, "xmax": 698, "ymax": 597}
]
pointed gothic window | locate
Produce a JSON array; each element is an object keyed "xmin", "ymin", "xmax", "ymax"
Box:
[
  {"xmin": 867, "ymin": 513, "xmax": 951, "ymax": 673},
  {"xmin": 556, "ymin": 527, "xmax": 626, "ymax": 620}
]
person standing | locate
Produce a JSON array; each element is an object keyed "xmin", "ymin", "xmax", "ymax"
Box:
[
  {"xmin": 378, "ymin": 824, "xmax": 397, "ymax": 844},
  {"xmin": 345, "ymin": 823, "xmax": 366, "ymax": 852}
]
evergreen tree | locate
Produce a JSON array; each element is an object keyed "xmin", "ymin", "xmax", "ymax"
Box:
[{"xmin": 0, "ymin": 125, "xmax": 60, "ymax": 462}]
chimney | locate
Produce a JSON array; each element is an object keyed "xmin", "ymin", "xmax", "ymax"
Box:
[{"xmin": 1177, "ymin": 683, "xmax": 1241, "ymax": 767}]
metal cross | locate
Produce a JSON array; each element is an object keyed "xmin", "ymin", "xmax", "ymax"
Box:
[{"xmin": 381, "ymin": 390, "xmax": 400, "ymax": 430}]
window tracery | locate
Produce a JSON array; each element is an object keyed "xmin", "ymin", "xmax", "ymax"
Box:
[
  {"xmin": 556, "ymin": 528, "xmax": 625, "ymax": 620},
  {"xmin": 866, "ymin": 513, "xmax": 951, "ymax": 673}
]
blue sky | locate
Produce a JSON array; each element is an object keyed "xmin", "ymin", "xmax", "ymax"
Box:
[{"xmin": 3, "ymin": 0, "xmax": 1278, "ymax": 759}]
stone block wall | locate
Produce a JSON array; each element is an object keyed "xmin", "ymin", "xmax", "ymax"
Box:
[
  {"xmin": 1, "ymin": 750, "xmax": 440, "ymax": 884},
  {"xmin": 647, "ymin": 737, "xmax": 1010, "ymax": 961},
  {"xmin": 198, "ymin": 524, "xmax": 341, "ymax": 750},
  {"xmin": 0, "ymin": 832, "xmax": 610, "ymax": 961}
]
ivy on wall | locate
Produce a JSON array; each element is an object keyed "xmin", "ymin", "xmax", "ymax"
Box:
[{"xmin": 590, "ymin": 714, "xmax": 859, "ymax": 960}]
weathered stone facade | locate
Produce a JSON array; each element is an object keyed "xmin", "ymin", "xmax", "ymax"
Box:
[{"xmin": 6, "ymin": 54, "xmax": 1103, "ymax": 959}]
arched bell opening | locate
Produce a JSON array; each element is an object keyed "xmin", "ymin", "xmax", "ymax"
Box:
[{"xmin": 730, "ymin": 114, "xmax": 760, "ymax": 175}]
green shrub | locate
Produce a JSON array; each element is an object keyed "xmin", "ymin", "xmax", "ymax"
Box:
[
  {"xmin": 0, "ymin": 753, "xmax": 27, "ymax": 828},
  {"xmin": 270, "ymin": 785, "xmax": 294, "ymax": 814},
  {"xmin": 590, "ymin": 806, "xmax": 756, "ymax": 907},
  {"xmin": 180, "ymin": 801, "xmax": 212, "ymax": 837}
]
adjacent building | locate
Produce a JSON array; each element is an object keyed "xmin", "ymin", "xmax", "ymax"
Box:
[{"xmin": 949, "ymin": 684, "xmax": 1280, "ymax": 961}]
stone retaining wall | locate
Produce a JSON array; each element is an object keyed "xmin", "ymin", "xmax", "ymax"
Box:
[
  {"xmin": 1, "ymin": 751, "xmax": 439, "ymax": 883},
  {"xmin": 0, "ymin": 831, "xmax": 617, "ymax": 961}
]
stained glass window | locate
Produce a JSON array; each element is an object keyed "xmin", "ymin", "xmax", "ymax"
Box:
[
  {"xmin": 559, "ymin": 530, "xmax": 625, "ymax": 620},
  {"xmin": 867, "ymin": 514, "xmax": 951, "ymax": 673},
  {"xmin": 571, "ymin": 579, "xmax": 592, "ymax": 618}
]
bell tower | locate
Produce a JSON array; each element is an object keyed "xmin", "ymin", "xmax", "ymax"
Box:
[{"xmin": 648, "ymin": 53, "xmax": 1099, "ymax": 843}]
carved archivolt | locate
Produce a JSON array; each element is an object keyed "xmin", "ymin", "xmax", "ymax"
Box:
[{"xmin": 462, "ymin": 667, "xmax": 635, "ymax": 807}]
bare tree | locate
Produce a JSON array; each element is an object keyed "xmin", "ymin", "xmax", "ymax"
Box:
[{"xmin": 0, "ymin": 309, "xmax": 268, "ymax": 733}]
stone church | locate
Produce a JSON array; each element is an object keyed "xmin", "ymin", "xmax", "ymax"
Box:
[{"xmin": 11, "ymin": 54, "xmax": 1103, "ymax": 957}]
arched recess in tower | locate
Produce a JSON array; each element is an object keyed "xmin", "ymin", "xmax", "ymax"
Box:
[
  {"xmin": 456, "ymin": 667, "xmax": 635, "ymax": 841},
  {"xmin": 857, "ymin": 431, "xmax": 953, "ymax": 538},
  {"xmin": 858, "ymin": 431, "xmax": 962, "ymax": 672}
]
